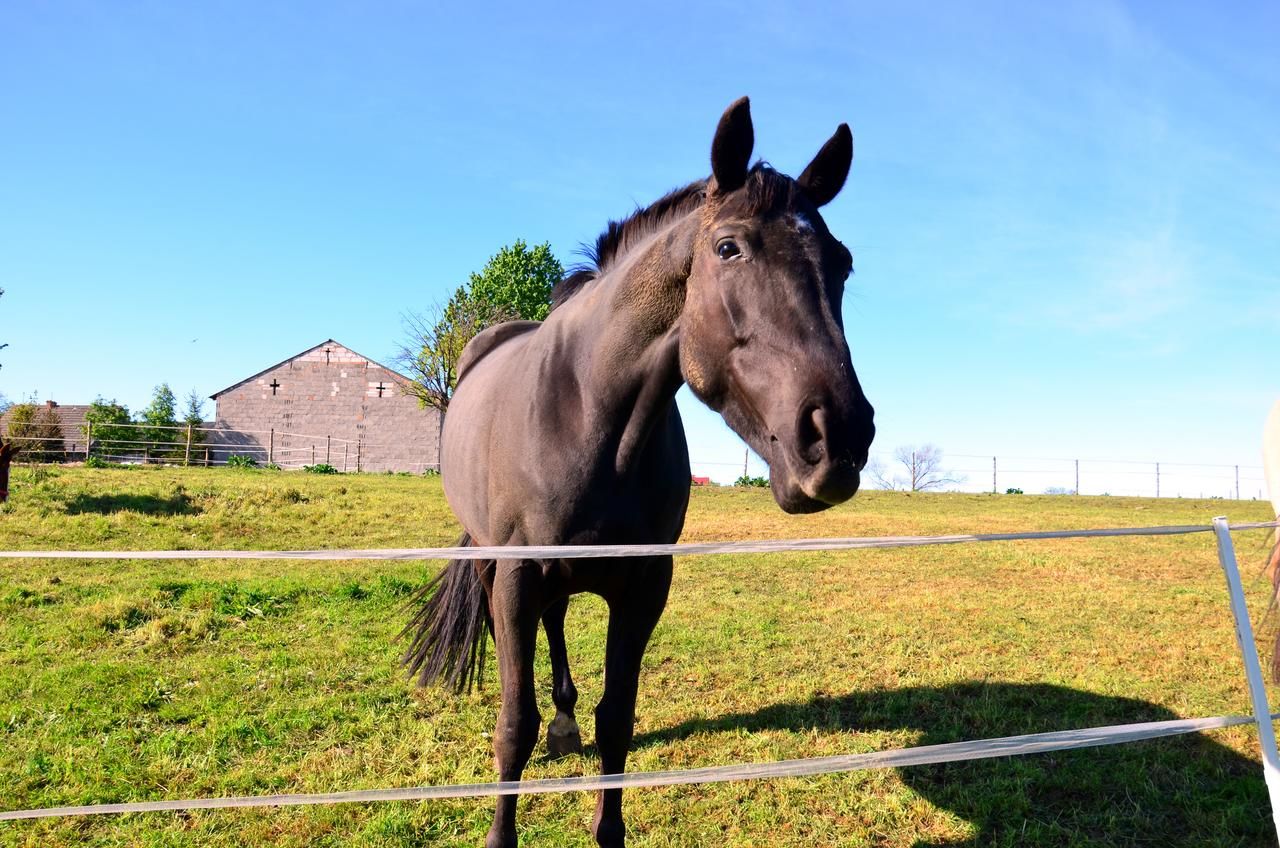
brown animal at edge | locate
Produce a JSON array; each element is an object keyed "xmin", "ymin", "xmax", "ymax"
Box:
[{"xmin": 0, "ymin": 440, "xmax": 19, "ymax": 503}]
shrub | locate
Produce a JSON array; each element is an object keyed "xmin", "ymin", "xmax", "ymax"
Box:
[
  {"xmin": 734, "ymin": 474, "xmax": 770, "ymax": 488},
  {"xmin": 6, "ymin": 403, "xmax": 63, "ymax": 462},
  {"xmin": 1005, "ymin": 487, "xmax": 1024, "ymax": 495},
  {"xmin": 303, "ymin": 464, "xmax": 338, "ymax": 475},
  {"xmin": 226, "ymin": 454, "xmax": 258, "ymax": 468}
]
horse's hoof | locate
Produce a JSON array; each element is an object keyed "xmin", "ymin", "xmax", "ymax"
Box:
[{"xmin": 546, "ymin": 712, "xmax": 583, "ymax": 758}]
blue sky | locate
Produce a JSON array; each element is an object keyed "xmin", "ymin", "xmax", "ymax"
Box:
[{"xmin": 2, "ymin": 1, "xmax": 1276, "ymax": 494}]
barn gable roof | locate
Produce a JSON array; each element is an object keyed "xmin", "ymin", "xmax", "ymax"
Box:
[{"xmin": 209, "ymin": 339, "xmax": 410, "ymax": 400}]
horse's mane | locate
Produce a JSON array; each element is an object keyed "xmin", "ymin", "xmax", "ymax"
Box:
[{"xmin": 550, "ymin": 164, "xmax": 795, "ymax": 311}]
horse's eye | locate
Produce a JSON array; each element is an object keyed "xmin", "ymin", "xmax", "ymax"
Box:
[{"xmin": 717, "ymin": 240, "xmax": 741, "ymax": 260}]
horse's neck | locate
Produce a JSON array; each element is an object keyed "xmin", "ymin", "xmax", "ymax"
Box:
[{"xmin": 548, "ymin": 213, "xmax": 698, "ymax": 473}]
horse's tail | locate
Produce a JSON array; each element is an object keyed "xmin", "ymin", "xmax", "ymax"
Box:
[{"xmin": 401, "ymin": 532, "xmax": 491, "ymax": 694}]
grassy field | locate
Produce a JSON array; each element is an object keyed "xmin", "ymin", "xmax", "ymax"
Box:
[{"xmin": 1, "ymin": 464, "xmax": 1277, "ymax": 847}]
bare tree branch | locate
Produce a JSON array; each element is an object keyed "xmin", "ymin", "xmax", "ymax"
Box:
[
  {"xmin": 394, "ymin": 298, "xmax": 518, "ymax": 414},
  {"xmin": 873, "ymin": 444, "xmax": 965, "ymax": 492}
]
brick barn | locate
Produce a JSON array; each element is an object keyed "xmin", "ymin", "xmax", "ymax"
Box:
[{"xmin": 209, "ymin": 340, "xmax": 441, "ymax": 472}]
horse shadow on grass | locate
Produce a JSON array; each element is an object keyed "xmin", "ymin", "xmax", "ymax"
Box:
[
  {"xmin": 631, "ymin": 682, "xmax": 1274, "ymax": 847},
  {"xmin": 63, "ymin": 491, "xmax": 198, "ymax": 516}
]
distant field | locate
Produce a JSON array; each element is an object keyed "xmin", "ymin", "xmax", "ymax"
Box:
[{"xmin": 1, "ymin": 465, "xmax": 1276, "ymax": 847}]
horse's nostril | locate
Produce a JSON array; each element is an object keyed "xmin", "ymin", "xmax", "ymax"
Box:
[{"xmin": 797, "ymin": 404, "xmax": 826, "ymax": 465}]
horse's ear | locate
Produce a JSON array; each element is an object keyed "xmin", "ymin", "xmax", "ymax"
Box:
[
  {"xmin": 710, "ymin": 96, "xmax": 753, "ymax": 194},
  {"xmin": 797, "ymin": 123, "xmax": 852, "ymax": 207}
]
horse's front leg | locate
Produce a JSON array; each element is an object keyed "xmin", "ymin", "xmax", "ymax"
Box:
[
  {"xmin": 486, "ymin": 559, "xmax": 544, "ymax": 848},
  {"xmin": 592, "ymin": 556, "xmax": 673, "ymax": 848},
  {"xmin": 543, "ymin": 596, "xmax": 583, "ymax": 757}
]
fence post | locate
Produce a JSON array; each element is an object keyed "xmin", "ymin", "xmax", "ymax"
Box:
[
  {"xmin": 311, "ymin": 445, "xmax": 316, "ymax": 466},
  {"xmin": 204, "ymin": 446, "xmax": 209, "ymax": 467},
  {"xmin": 326, "ymin": 435, "xmax": 331, "ymax": 466},
  {"xmin": 1156, "ymin": 462, "xmax": 1160, "ymax": 498},
  {"xmin": 1211, "ymin": 517, "xmax": 1280, "ymax": 839},
  {"xmin": 85, "ymin": 421, "xmax": 92, "ymax": 463},
  {"xmin": 184, "ymin": 424, "xmax": 193, "ymax": 467},
  {"xmin": 357, "ymin": 439, "xmax": 362, "ymax": 473},
  {"xmin": 269, "ymin": 429, "xmax": 275, "ymax": 465},
  {"xmin": 1236, "ymin": 465, "xmax": 1241, "ymax": 500},
  {"xmin": 1075, "ymin": 459, "xmax": 1080, "ymax": 495},
  {"xmin": 343, "ymin": 443, "xmax": 349, "ymax": 473},
  {"xmin": 992, "ymin": 456, "xmax": 997, "ymax": 494}
]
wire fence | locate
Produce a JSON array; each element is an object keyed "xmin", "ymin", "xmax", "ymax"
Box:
[
  {"xmin": 0, "ymin": 419, "xmax": 439, "ymax": 473},
  {"xmin": 1, "ymin": 519, "xmax": 1278, "ymax": 834},
  {"xmin": 0, "ymin": 417, "xmax": 1269, "ymax": 497}
]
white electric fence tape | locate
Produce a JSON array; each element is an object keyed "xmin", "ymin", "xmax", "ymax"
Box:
[
  {"xmin": 2, "ymin": 519, "xmax": 1277, "ymax": 825},
  {"xmin": 1, "ymin": 520, "xmax": 1275, "ymax": 562},
  {"xmin": 0, "ymin": 714, "xmax": 1265, "ymax": 821}
]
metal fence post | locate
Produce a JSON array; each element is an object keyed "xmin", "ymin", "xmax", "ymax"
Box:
[
  {"xmin": 1075, "ymin": 459, "xmax": 1079, "ymax": 495},
  {"xmin": 992, "ymin": 456, "xmax": 997, "ymax": 494},
  {"xmin": 269, "ymin": 428, "xmax": 275, "ymax": 465},
  {"xmin": 1211, "ymin": 516, "xmax": 1280, "ymax": 840},
  {"xmin": 326, "ymin": 435, "xmax": 331, "ymax": 466}
]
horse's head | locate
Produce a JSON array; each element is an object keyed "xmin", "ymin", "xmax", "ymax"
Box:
[{"xmin": 681, "ymin": 97, "xmax": 875, "ymax": 514}]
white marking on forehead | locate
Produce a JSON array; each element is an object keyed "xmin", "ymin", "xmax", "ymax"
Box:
[{"xmin": 791, "ymin": 212, "xmax": 815, "ymax": 233}]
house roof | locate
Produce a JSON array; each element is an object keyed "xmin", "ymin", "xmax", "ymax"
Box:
[{"xmin": 209, "ymin": 339, "xmax": 410, "ymax": 399}]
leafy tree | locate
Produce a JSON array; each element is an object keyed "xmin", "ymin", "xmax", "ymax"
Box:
[
  {"xmin": 140, "ymin": 384, "xmax": 179, "ymax": 452},
  {"xmin": 466, "ymin": 240, "xmax": 563, "ymax": 323},
  {"xmin": 398, "ymin": 241, "xmax": 562, "ymax": 413},
  {"xmin": 5, "ymin": 403, "xmax": 63, "ymax": 462},
  {"xmin": 182, "ymin": 388, "xmax": 206, "ymax": 448},
  {"xmin": 84, "ymin": 398, "xmax": 134, "ymax": 459}
]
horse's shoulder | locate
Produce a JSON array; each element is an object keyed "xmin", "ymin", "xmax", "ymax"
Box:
[{"xmin": 457, "ymin": 320, "xmax": 541, "ymax": 382}]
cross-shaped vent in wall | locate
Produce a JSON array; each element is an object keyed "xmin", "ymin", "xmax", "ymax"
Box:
[
  {"xmin": 375, "ymin": 381, "xmax": 388, "ymax": 397},
  {"xmin": 270, "ymin": 379, "xmax": 281, "ymax": 396}
]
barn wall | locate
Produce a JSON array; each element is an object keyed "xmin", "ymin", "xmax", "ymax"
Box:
[{"xmin": 212, "ymin": 346, "xmax": 440, "ymax": 473}]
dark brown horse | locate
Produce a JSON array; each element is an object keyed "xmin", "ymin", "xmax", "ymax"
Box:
[{"xmin": 404, "ymin": 97, "xmax": 876, "ymax": 847}]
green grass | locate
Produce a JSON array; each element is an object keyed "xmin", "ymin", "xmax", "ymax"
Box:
[{"xmin": 0, "ymin": 464, "xmax": 1277, "ymax": 847}]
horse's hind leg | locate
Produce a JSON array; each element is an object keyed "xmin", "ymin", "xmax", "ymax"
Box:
[
  {"xmin": 486, "ymin": 560, "xmax": 543, "ymax": 848},
  {"xmin": 543, "ymin": 596, "xmax": 583, "ymax": 758},
  {"xmin": 592, "ymin": 556, "xmax": 673, "ymax": 848}
]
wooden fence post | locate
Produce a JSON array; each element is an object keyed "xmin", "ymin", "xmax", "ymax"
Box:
[
  {"xmin": 356, "ymin": 439, "xmax": 362, "ymax": 473},
  {"xmin": 184, "ymin": 424, "xmax": 193, "ymax": 467},
  {"xmin": 85, "ymin": 421, "xmax": 92, "ymax": 463}
]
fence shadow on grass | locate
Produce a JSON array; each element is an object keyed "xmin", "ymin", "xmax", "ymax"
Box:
[
  {"xmin": 63, "ymin": 492, "xmax": 198, "ymax": 516},
  {"xmin": 631, "ymin": 681, "xmax": 1273, "ymax": 848}
]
